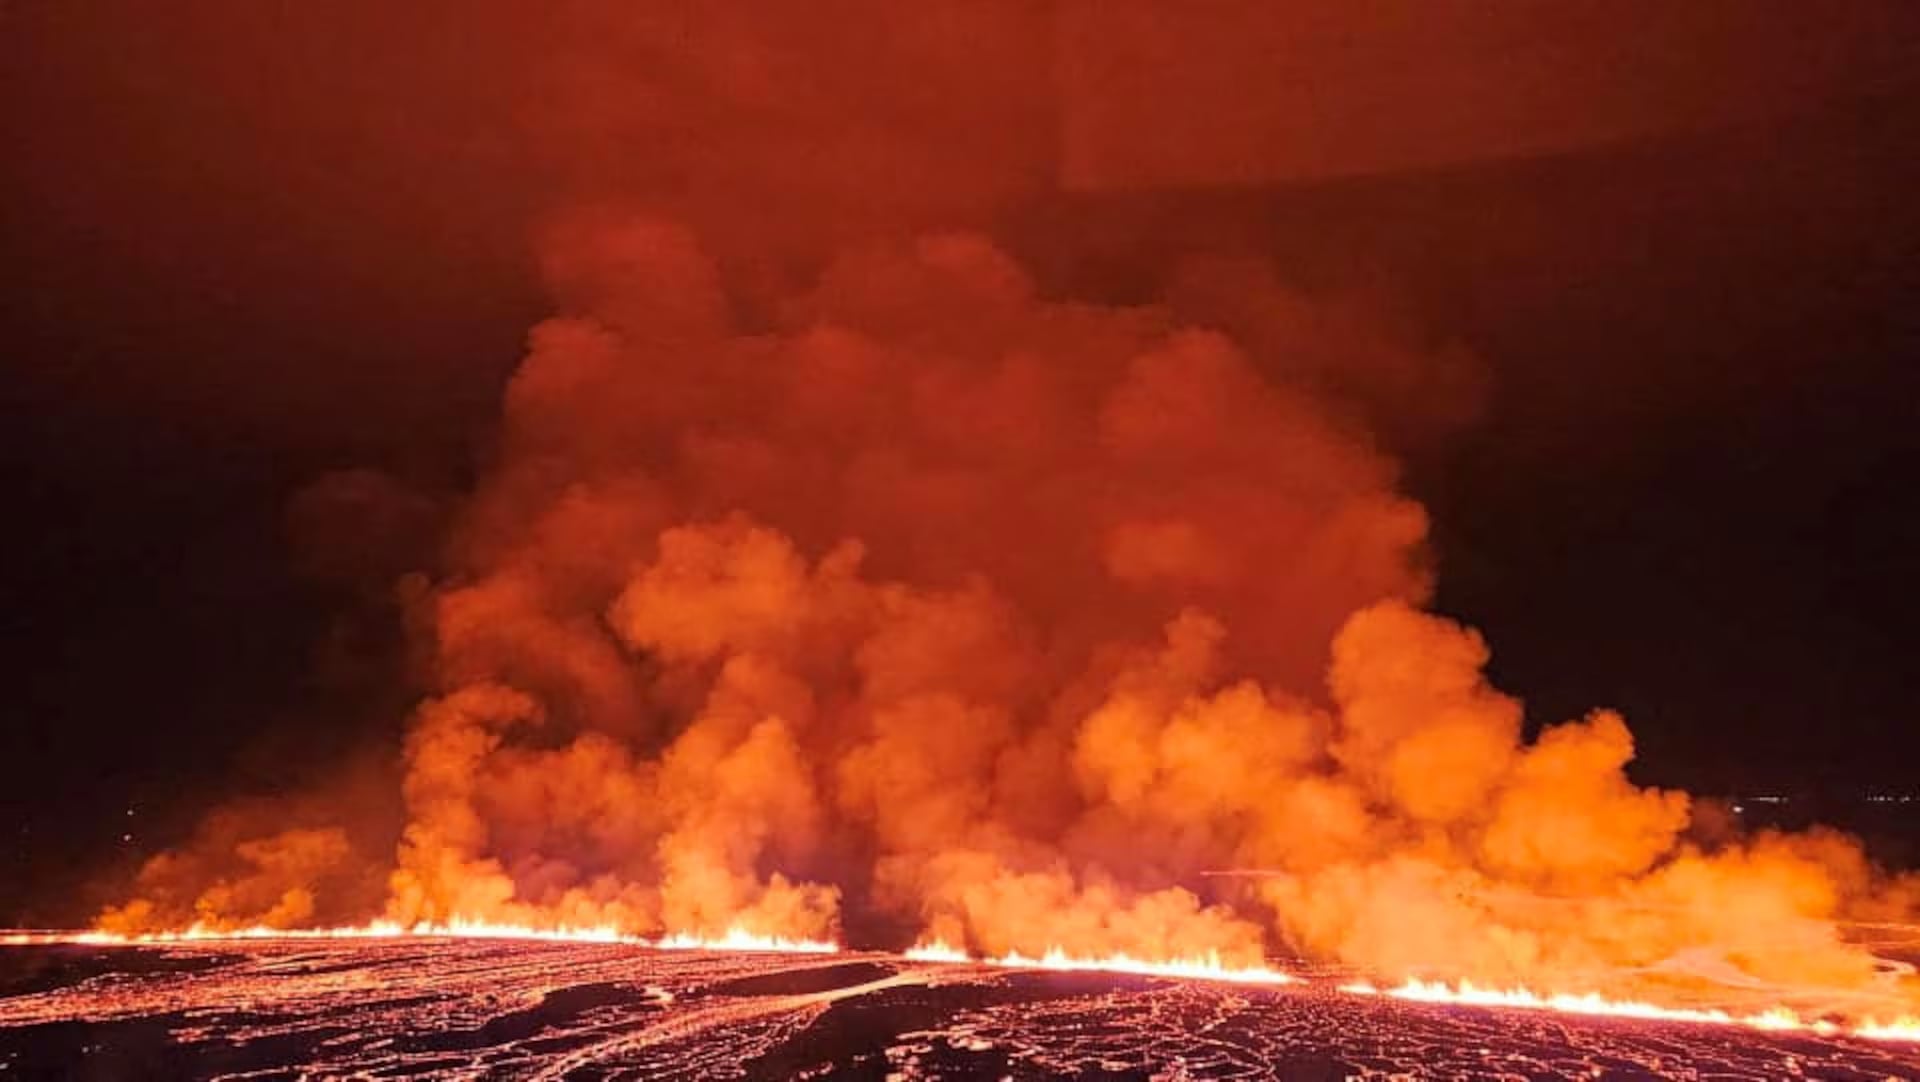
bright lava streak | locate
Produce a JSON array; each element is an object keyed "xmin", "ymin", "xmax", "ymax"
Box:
[
  {"xmin": 1351, "ymin": 978, "xmax": 1920, "ymax": 1045},
  {"xmin": 651, "ymin": 928, "xmax": 840, "ymax": 954},
  {"xmin": 1855, "ymin": 1016, "xmax": 1920, "ymax": 1043},
  {"xmin": 5, "ymin": 927, "xmax": 1914, "ymax": 1045},
  {"xmin": 906, "ymin": 943, "xmax": 1920, "ymax": 1043},
  {"xmin": 905, "ymin": 938, "xmax": 1293, "ymax": 985},
  {"xmin": 0, "ymin": 920, "xmax": 838, "ymax": 954},
  {"xmin": 902, "ymin": 938, "xmax": 971, "ymax": 964}
]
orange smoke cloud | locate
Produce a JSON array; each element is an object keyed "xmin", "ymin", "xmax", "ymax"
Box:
[
  {"xmin": 98, "ymin": 764, "xmax": 393, "ymax": 936},
  {"xmin": 97, "ymin": 218, "xmax": 1918, "ymax": 1020}
]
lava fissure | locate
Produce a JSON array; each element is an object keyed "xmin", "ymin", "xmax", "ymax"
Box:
[{"xmin": 9, "ymin": 928, "xmax": 1914, "ymax": 1046}]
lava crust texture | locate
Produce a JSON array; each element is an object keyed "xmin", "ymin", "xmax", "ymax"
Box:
[{"xmin": 2, "ymin": 940, "xmax": 1916, "ymax": 1080}]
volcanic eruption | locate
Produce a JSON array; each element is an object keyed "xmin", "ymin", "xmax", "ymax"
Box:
[
  {"xmin": 8, "ymin": 1, "xmax": 1919, "ymax": 1061},
  {"xmin": 76, "ymin": 214, "xmax": 1919, "ymax": 1035}
]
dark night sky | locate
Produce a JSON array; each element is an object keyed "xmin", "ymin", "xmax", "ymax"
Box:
[{"xmin": 3, "ymin": 3, "xmax": 1918, "ymax": 924}]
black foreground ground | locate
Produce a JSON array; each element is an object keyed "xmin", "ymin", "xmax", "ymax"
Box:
[{"xmin": 0, "ymin": 940, "xmax": 1915, "ymax": 1080}]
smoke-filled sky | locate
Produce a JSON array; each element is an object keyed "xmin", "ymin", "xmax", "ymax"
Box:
[{"xmin": 2, "ymin": 1, "xmax": 1918, "ymax": 938}]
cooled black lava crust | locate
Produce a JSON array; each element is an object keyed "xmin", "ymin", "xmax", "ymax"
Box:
[{"xmin": 1, "ymin": 940, "xmax": 1915, "ymax": 1080}]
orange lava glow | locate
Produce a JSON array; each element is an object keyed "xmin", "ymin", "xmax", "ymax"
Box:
[
  {"xmin": 5, "ymin": 925, "xmax": 1914, "ymax": 1046},
  {"xmin": 651, "ymin": 928, "xmax": 840, "ymax": 954},
  {"xmin": 902, "ymin": 938, "xmax": 972, "ymax": 964},
  {"xmin": 1344, "ymin": 978, "xmax": 1920, "ymax": 1045},
  {"xmin": 905, "ymin": 938, "xmax": 1292, "ymax": 985},
  {"xmin": 0, "ymin": 920, "xmax": 837, "ymax": 953},
  {"xmin": 1854, "ymin": 1016, "xmax": 1920, "ymax": 1043}
]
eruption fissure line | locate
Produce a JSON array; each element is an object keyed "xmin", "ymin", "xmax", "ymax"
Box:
[
  {"xmin": 0, "ymin": 921, "xmax": 837, "ymax": 954},
  {"xmin": 7, "ymin": 926, "xmax": 1916, "ymax": 1043},
  {"xmin": 906, "ymin": 938, "xmax": 1293, "ymax": 984},
  {"xmin": 1343, "ymin": 978, "xmax": 1920, "ymax": 1045},
  {"xmin": 901, "ymin": 940, "xmax": 1919, "ymax": 1043}
]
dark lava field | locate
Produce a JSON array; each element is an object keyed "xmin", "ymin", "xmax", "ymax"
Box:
[{"xmin": 1, "ymin": 939, "xmax": 1916, "ymax": 1080}]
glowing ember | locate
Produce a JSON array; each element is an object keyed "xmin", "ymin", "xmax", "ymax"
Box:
[{"xmin": 1363, "ymin": 978, "xmax": 1920, "ymax": 1045}]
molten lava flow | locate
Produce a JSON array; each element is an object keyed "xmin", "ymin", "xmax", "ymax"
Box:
[
  {"xmin": 1855, "ymin": 1016, "xmax": 1920, "ymax": 1043},
  {"xmin": 902, "ymin": 938, "xmax": 971, "ymax": 964},
  {"xmin": 2, "ymin": 920, "xmax": 836, "ymax": 953},
  {"xmin": 905, "ymin": 939, "xmax": 1292, "ymax": 985},
  {"xmin": 1343, "ymin": 978, "xmax": 1920, "ymax": 1045},
  {"xmin": 991, "ymin": 947, "xmax": 1295, "ymax": 985},
  {"xmin": 8, "ymin": 923, "xmax": 1916, "ymax": 1047},
  {"xmin": 652, "ymin": 929, "xmax": 840, "ymax": 954},
  {"xmin": 3, "ymin": 923, "xmax": 421, "ymax": 947}
]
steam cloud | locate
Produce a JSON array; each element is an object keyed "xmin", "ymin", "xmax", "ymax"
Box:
[{"xmin": 98, "ymin": 4, "xmax": 1918, "ymax": 1012}]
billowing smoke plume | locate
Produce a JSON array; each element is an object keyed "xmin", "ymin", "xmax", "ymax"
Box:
[
  {"xmin": 381, "ymin": 218, "xmax": 1437, "ymax": 953},
  {"xmin": 97, "ymin": 4, "xmax": 1919, "ymax": 1015},
  {"xmin": 103, "ymin": 219, "xmax": 1918, "ymax": 1007}
]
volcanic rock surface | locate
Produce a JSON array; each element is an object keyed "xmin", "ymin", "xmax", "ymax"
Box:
[{"xmin": 1, "ymin": 940, "xmax": 1915, "ymax": 1080}]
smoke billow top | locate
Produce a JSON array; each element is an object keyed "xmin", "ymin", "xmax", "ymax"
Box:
[{"xmin": 99, "ymin": 3, "xmax": 1919, "ymax": 1009}]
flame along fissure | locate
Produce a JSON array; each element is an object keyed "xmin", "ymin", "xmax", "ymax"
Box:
[
  {"xmin": 1344, "ymin": 977, "xmax": 1920, "ymax": 1044},
  {"xmin": 903, "ymin": 940, "xmax": 1920, "ymax": 1043},
  {"xmin": 0, "ymin": 920, "xmax": 835, "ymax": 954},
  {"xmin": 3, "ymin": 926, "xmax": 1915, "ymax": 1043}
]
